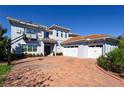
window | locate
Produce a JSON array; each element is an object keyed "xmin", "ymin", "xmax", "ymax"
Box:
[
  {"xmin": 56, "ymin": 30, "xmax": 59, "ymax": 37},
  {"xmin": 61, "ymin": 32, "xmax": 63, "ymax": 37},
  {"xmin": 75, "ymin": 46, "xmax": 78, "ymax": 48},
  {"xmin": 22, "ymin": 44, "xmax": 37, "ymax": 52},
  {"xmin": 33, "ymin": 45, "xmax": 37, "ymax": 51},
  {"xmin": 65, "ymin": 33, "xmax": 67, "ymax": 38},
  {"xmin": 28, "ymin": 45, "xmax": 32, "ymax": 52},
  {"xmin": 30, "ymin": 30, "xmax": 35, "ymax": 34},
  {"xmin": 64, "ymin": 46, "xmax": 78, "ymax": 48},
  {"xmin": 26, "ymin": 28, "xmax": 35, "ymax": 34},
  {"xmin": 70, "ymin": 46, "xmax": 74, "ymax": 48},
  {"xmin": 96, "ymin": 45, "xmax": 103, "ymax": 47},
  {"xmin": 44, "ymin": 32, "xmax": 49, "ymax": 38},
  {"xmin": 67, "ymin": 46, "xmax": 70, "ymax": 48},
  {"xmin": 89, "ymin": 45, "xmax": 95, "ymax": 47},
  {"xmin": 22, "ymin": 44, "xmax": 27, "ymax": 52},
  {"xmin": 17, "ymin": 30, "xmax": 21, "ymax": 34}
]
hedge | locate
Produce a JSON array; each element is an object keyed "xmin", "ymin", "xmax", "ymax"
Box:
[{"xmin": 97, "ymin": 48, "xmax": 124, "ymax": 74}]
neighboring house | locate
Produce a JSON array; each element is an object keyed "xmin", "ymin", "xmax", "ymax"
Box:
[
  {"xmin": 7, "ymin": 17, "xmax": 70, "ymax": 56},
  {"xmin": 62, "ymin": 34, "xmax": 118, "ymax": 58}
]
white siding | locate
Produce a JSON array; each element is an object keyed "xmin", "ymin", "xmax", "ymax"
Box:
[
  {"xmin": 49, "ymin": 29, "xmax": 69, "ymax": 41},
  {"xmin": 11, "ymin": 26, "xmax": 25, "ymax": 54},
  {"xmin": 11, "ymin": 26, "xmax": 25, "ymax": 40},
  {"xmin": 11, "ymin": 25, "xmax": 44, "ymax": 55},
  {"xmin": 49, "ymin": 29, "xmax": 69, "ymax": 53},
  {"xmin": 104, "ymin": 43, "xmax": 118, "ymax": 54}
]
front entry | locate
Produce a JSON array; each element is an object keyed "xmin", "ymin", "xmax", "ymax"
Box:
[{"xmin": 44, "ymin": 45, "xmax": 51, "ymax": 56}]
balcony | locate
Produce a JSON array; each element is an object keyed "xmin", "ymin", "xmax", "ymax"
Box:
[{"xmin": 23, "ymin": 33, "xmax": 37, "ymax": 40}]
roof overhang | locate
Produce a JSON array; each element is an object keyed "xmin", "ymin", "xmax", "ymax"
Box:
[
  {"xmin": 62, "ymin": 36, "xmax": 119, "ymax": 45},
  {"xmin": 7, "ymin": 17, "xmax": 50, "ymax": 32},
  {"xmin": 48, "ymin": 25, "xmax": 71, "ymax": 32}
]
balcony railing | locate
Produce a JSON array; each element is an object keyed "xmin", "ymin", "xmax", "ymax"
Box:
[{"xmin": 23, "ymin": 33, "xmax": 37, "ymax": 40}]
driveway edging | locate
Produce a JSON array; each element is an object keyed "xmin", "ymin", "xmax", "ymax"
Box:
[{"xmin": 95, "ymin": 63, "xmax": 124, "ymax": 83}]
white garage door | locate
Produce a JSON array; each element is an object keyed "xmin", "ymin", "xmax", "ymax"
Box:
[
  {"xmin": 63, "ymin": 46, "xmax": 78, "ymax": 57},
  {"xmin": 88, "ymin": 45, "xmax": 103, "ymax": 58}
]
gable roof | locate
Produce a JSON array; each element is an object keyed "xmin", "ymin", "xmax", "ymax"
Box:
[
  {"xmin": 48, "ymin": 24, "xmax": 71, "ymax": 32},
  {"xmin": 63, "ymin": 34, "xmax": 110, "ymax": 44}
]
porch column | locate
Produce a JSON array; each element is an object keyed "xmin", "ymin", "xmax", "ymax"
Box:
[
  {"xmin": 102, "ymin": 44, "xmax": 106, "ymax": 56},
  {"xmin": 54, "ymin": 44, "xmax": 57, "ymax": 56}
]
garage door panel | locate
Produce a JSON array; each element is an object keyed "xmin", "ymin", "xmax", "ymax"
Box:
[
  {"xmin": 88, "ymin": 46, "xmax": 102, "ymax": 58},
  {"xmin": 63, "ymin": 47, "xmax": 78, "ymax": 57}
]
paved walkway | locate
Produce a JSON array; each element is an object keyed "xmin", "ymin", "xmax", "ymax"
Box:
[{"xmin": 4, "ymin": 56, "xmax": 124, "ymax": 87}]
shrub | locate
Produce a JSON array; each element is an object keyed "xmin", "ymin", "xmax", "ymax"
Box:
[
  {"xmin": 56, "ymin": 52, "xmax": 63, "ymax": 56},
  {"xmin": 107, "ymin": 48, "xmax": 124, "ymax": 67},
  {"xmin": 32, "ymin": 54, "xmax": 36, "ymax": 57},
  {"xmin": 40, "ymin": 53, "xmax": 43, "ymax": 56},
  {"xmin": 97, "ymin": 48, "xmax": 124, "ymax": 74},
  {"xmin": 10, "ymin": 53, "xmax": 26, "ymax": 61},
  {"xmin": 53, "ymin": 52, "xmax": 55, "ymax": 56},
  {"xmin": 10, "ymin": 53, "xmax": 18, "ymax": 60},
  {"xmin": 24, "ymin": 53, "xmax": 28, "ymax": 58},
  {"xmin": 97, "ymin": 56, "xmax": 110, "ymax": 71},
  {"xmin": 36, "ymin": 54, "xmax": 39, "ymax": 57},
  {"xmin": 28, "ymin": 53, "xmax": 32, "ymax": 57}
]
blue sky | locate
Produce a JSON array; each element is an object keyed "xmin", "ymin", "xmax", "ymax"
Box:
[{"xmin": 0, "ymin": 5, "xmax": 124, "ymax": 37}]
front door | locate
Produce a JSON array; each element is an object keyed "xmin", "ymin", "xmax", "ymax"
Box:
[{"xmin": 44, "ymin": 45, "xmax": 51, "ymax": 56}]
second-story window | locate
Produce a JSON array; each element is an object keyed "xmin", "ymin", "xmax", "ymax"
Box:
[
  {"xmin": 61, "ymin": 32, "xmax": 63, "ymax": 37},
  {"xmin": 65, "ymin": 33, "xmax": 67, "ymax": 38},
  {"xmin": 56, "ymin": 30, "xmax": 59, "ymax": 37},
  {"xmin": 26, "ymin": 28, "xmax": 35, "ymax": 34},
  {"xmin": 44, "ymin": 32, "xmax": 49, "ymax": 38},
  {"xmin": 30, "ymin": 29, "xmax": 35, "ymax": 34},
  {"xmin": 17, "ymin": 30, "xmax": 22, "ymax": 34}
]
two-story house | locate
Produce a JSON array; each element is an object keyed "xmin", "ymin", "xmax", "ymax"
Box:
[
  {"xmin": 8, "ymin": 17, "xmax": 118, "ymax": 59},
  {"xmin": 7, "ymin": 17, "xmax": 70, "ymax": 56}
]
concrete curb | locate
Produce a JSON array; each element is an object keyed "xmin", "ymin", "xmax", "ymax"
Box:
[{"xmin": 95, "ymin": 63, "xmax": 124, "ymax": 83}]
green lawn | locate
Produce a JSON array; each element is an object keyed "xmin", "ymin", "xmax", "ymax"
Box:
[{"xmin": 0, "ymin": 63, "xmax": 12, "ymax": 87}]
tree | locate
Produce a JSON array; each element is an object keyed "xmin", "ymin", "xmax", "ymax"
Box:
[
  {"xmin": 6, "ymin": 38, "xmax": 11, "ymax": 65},
  {"xmin": 119, "ymin": 39, "xmax": 124, "ymax": 49},
  {"xmin": 0, "ymin": 24, "xmax": 7, "ymax": 60},
  {"xmin": 0, "ymin": 24, "xmax": 11, "ymax": 65},
  {"xmin": 117, "ymin": 33, "xmax": 124, "ymax": 39}
]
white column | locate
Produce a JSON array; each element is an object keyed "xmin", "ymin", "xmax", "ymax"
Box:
[{"xmin": 53, "ymin": 44, "xmax": 57, "ymax": 56}]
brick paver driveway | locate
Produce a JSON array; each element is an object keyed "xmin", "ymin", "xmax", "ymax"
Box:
[{"xmin": 4, "ymin": 56, "xmax": 124, "ymax": 87}]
